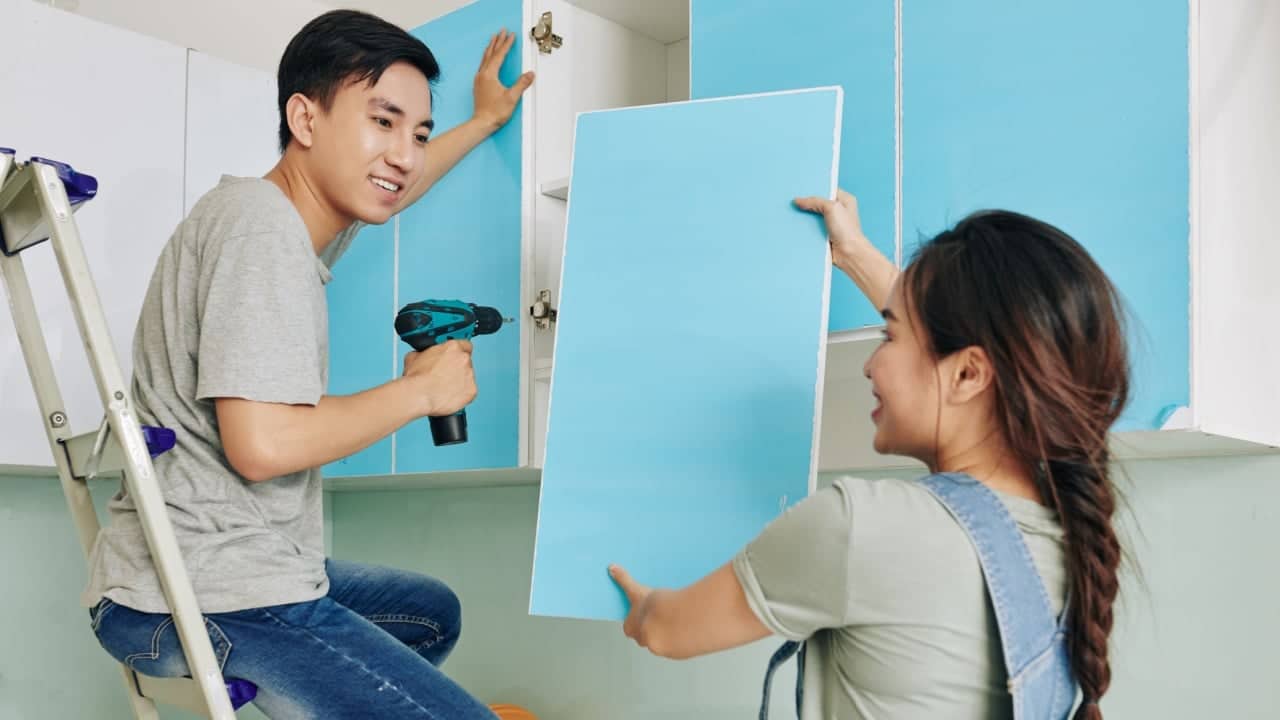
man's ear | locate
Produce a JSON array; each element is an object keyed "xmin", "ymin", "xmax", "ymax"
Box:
[
  {"xmin": 946, "ymin": 345, "xmax": 996, "ymax": 406},
  {"xmin": 284, "ymin": 93, "xmax": 319, "ymax": 149}
]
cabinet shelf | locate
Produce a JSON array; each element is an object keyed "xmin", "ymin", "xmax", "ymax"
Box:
[
  {"xmin": 539, "ymin": 177, "xmax": 569, "ymax": 200},
  {"xmin": 324, "ymin": 467, "xmax": 541, "ymax": 492}
]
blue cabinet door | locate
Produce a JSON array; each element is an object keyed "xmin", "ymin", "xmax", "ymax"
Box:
[
  {"xmin": 325, "ymin": 221, "xmax": 395, "ymax": 477},
  {"xmin": 691, "ymin": 0, "xmax": 897, "ymax": 332},
  {"xmin": 902, "ymin": 1, "xmax": 1189, "ymax": 431},
  {"xmin": 396, "ymin": 0, "xmax": 525, "ymax": 473},
  {"xmin": 531, "ymin": 88, "xmax": 842, "ymax": 621}
]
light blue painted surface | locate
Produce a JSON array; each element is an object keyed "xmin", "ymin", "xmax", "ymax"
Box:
[
  {"xmin": 691, "ymin": 0, "xmax": 896, "ymax": 332},
  {"xmin": 902, "ymin": 1, "xmax": 1190, "ymax": 431},
  {"xmin": 324, "ymin": 221, "xmax": 394, "ymax": 477},
  {"xmin": 531, "ymin": 89, "xmax": 842, "ymax": 621},
  {"xmin": 396, "ymin": 0, "xmax": 524, "ymax": 473}
]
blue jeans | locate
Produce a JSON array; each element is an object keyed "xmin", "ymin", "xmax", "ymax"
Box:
[{"xmin": 90, "ymin": 559, "xmax": 497, "ymax": 719}]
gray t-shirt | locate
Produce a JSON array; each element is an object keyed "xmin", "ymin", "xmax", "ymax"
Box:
[
  {"xmin": 734, "ymin": 476, "xmax": 1066, "ymax": 720},
  {"xmin": 82, "ymin": 175, "xmax": 360, "ymax": 614}
]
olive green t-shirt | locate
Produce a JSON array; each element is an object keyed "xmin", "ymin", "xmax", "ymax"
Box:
[{"xmin": 733, "ymin": 476, "xmax": 1067, "ymax": 720}]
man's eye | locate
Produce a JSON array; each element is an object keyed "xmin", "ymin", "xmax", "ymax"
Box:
[
  {"xmin": 415, "ymin": 134, "xmax": 430, "ymax": 144},
  {"xmin": 375, "ymin": 117, "xmax": 392, "ymax": 128}
]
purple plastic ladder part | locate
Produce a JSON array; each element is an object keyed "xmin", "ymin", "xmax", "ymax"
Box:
[
  {"xmin": 139, "ymin": 425, "xmax": 177, "ymax": 458},
  {"xmin": 226, "ymin": 678, "xmax": 258, "ymax": 710},
  {"xmin": 0, "ymin": 152, "xmax": 100, "ymax": 256},
  {"xmin": 28, "ymin": 156, "xmax": 98, "ymax": 206}
]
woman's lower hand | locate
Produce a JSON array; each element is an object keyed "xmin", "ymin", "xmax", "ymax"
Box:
[{"xmin": 610, "ymin": 564, "xmax": 656, "ymax": 649}]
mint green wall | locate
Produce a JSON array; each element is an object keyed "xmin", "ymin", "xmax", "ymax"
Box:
[
  {"xmin": 328, "ymin": 483, "xmax": 799, "ymax": 719},
  {"xmin": 1107, "ymin": 454, "xmax": 1280, "ymax": 717},
  {"xmin": 4, "ymin": 454, "xmax": 1278, "ymax": 718},
  {"xmin": 0, "ymin": 479, "xmax": 269, "ymax": 720},
  {"xmin": 0, "ymin": 480, "xmax": 122, "ymax": 720}
]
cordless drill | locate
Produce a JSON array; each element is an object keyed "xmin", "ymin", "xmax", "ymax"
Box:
[{"xmin": 394, "ymin": 299, "xmax": 509, "ymax": 446}]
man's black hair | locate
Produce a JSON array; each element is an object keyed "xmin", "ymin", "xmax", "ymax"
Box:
[{"xmin": 276, "ymin": 10, "xmax": 441, "ymax": 151}]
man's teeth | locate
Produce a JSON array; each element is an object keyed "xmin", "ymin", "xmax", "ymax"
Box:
[{"xmin": 372, "ymin": 177, "xmax": 400, "ymax": 192}]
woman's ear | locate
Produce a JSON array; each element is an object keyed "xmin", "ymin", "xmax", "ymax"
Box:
[{"xmin": 947, "ymin": 345, "xmax": 996, "ymax": 405}]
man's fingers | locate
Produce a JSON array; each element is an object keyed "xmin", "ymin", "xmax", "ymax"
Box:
[
  {"xmin": 480, "ymin": 32, "xmax": 499, "ymax": 68},
  {"xmin": 481, "ymin": 30, "xmax": 507, "ymax": 72},
  {"xmin": 511, "ymin": 71, "xmax": 535, "ymax": 96},
  {"xmin": 483, "ymin": 31, "xmax": 513, "ymax": 77}
]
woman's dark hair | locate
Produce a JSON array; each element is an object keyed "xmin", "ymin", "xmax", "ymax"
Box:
[
  {"xmin": 276, "ymin": 9, "xmax": 441, "ymax": 151},
  {"xmin": 903, "ymin": 210, "xmax": 1129, "ymax": 718}
]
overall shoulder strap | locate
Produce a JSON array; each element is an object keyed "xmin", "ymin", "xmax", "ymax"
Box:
[
  {"xmin": 758, "ymin": 639, "xmax": 805, "ymax": 720},
  {"xmin": 919, "ymin": 473, "xmax": 1060, "ymax": 678}
]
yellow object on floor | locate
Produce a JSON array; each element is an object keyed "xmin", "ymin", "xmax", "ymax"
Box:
[{"xmin": 489, "ymin": 703, "xmax": 539, "ymax": 720}]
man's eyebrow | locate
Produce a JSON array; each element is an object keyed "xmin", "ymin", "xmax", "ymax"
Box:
[
  {"xmin": 369, "ymin": 97, "xmax": 403, "ymax": 115},
  {"xmin": 369, "ymin": 97, "xmax": 434, "ymax": 131}
]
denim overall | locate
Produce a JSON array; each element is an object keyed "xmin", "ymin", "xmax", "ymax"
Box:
[{"xmin": 759, "ymin": 472, "xmax": 1078, "ymax": 719}]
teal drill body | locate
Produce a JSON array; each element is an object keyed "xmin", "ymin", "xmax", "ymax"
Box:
[
  {"xmin": 394, "ymin": 299, "xmax": 507, "ymax": 446},
  {"xmin": 395, "ymin": 299, "xmax": 505, "ymax": 350}
]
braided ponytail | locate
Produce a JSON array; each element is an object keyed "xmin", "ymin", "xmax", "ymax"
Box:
[
  {"xmin": 1049, "ymin": 458, "xmax": 1122, "ymax": 717},
  {"xmin": 903, "ymin": 209, "xmax": 1131, "ymax": 715}
]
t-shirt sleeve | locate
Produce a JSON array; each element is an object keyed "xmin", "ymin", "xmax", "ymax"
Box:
[
  {"xmin": 732, "ymin": 481, "xmax": 855, "ymax": 640},
  {"xmin": 195, "ymin": 230, "xmax": 324, "ymax": 405}
]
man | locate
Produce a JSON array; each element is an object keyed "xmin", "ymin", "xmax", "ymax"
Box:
[{"xmin": 83, "ymin": 10, "xmax": 532, "ymax": 717}]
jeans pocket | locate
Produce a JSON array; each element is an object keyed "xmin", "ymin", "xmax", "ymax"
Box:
[
  {"xmin": 92, "ymin": 602, "xmax": 232, "ymax": 678},
  {"xmin": 89, "ymin": 598, "xmax": 117, "ymax": 633}
]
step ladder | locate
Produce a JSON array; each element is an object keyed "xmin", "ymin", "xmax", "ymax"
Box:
[{"xmin": 0, "ymin": 148, "xmax": 254, "ymax": 718}]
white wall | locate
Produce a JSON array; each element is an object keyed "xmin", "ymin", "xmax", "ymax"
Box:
[
  {"xmin": 0, "ymin": 0, "xmax": 187, "ymax": 464},
  {"xmin": 183, "ymin": 51, "xmax": 280, "ymax": 212},
  {"xmin": 24, "ymin": 0, "xmax": 480, "ymax": 71},
  {"xmin": 26, "ymin": 0, "xmax": 334, "ymax": 71}
]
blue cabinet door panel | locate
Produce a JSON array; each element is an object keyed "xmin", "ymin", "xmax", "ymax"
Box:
[
  {"xmin": 397, "ymin": 0, "xmax": 526, "ymax": 473},
  {"xmin": 325, "ymin": 221, "xmax": 395, "ymax": 477},
  {"xmin": 903, "ymin": 1, "xmax": 1189, "ymax": 430},
  {"xmin": 692, "ymin": 0, "xmax": 897, "ymax": 332},
  {"xmin": 531, "ymin": 89, "xmax": 842, "ymax": 621}
]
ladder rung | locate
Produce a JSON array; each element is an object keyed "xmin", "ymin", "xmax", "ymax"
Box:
[
  {"xmin": 133, "ymin": 675, "xmax": 211, "ymax": 717},
  {"xmin": 63, "ymin": 428, "xmax": 125, "ymax": 478},
  {"xmin": 62, "ymin": 424, "xmax": 176, "ymax": 479},
  {"xmin": 133, "ymin": 672, "xmax": 256, "ymax": 715}
]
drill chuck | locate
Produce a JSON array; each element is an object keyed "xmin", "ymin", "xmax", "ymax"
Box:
[{"xmin": 472, "ymin": 305, "xmax": 504, "ymax": 336}]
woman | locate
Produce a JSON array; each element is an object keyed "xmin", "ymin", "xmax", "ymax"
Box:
[{"xmin": 609, "ymin": 190, "xmax": 1127, "ymax": 720}]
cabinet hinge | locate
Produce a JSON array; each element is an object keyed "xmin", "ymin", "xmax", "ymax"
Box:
[
  {"xmin": 529, "ymin": 289, "xmax": 558, "ymax": 329},
  {"xmin": 530, "ymin": 11, "xmax": 563, "ymax": 54}
]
